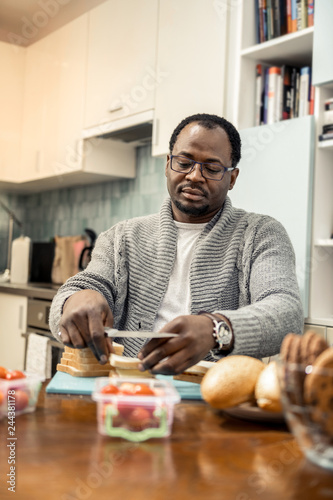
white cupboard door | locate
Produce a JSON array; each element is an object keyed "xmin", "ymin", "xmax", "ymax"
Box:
[
  {"xmin": 0, "ymin": 42, "xmax": 25, "ymax": 183},
  {"xmin": 152, "ymin": 0, "xmax": 228, "ymax": 157},
  {"xmin": 84, "ymin": 0, "xmax": 158, "ymax": 129},
  {"xmin": 312, "ymin": 0, "xmax": 333, "ymax": 86},
  {"xmin": 229, "ymin": 115, "xmax": 314, "ymax": 317},
  {"xmin": 0, "ymin": 294, "xmax": 27, "ymax": 370},
  {"xmin": 20, "ymin": 37, "xmax": 49, "ymax": 181},
  {"xmin": 52, "ymin": 15, "xmax": 88, "ymax": 179}
]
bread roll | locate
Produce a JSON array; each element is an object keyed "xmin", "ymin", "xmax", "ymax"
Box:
[
  {"xmin": 255, "ymin": 361, "xmax": 282, "ymax": 412},
  {"xmin": 201, "ymin": 355, "xmax": 265, "ymax": 409}
]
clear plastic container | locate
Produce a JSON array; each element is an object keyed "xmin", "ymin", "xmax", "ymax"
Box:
[
  {"xmin": 0, "ymin": 373, "xmax": 44, "ymax": 419},
  {"xmin": 92, "ymin": 377, "xmax": 181, "ymax": 442}
]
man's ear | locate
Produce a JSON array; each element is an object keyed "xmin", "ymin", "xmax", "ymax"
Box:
[
  {"xmin": 165, "ymin": 155, "xmax": 170, "ymax": 176},
  {"xmin": 229, "ymin": 168, "xmax": 239, "ymax": 190}
]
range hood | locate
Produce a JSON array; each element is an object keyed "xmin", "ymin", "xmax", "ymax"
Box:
[{"xmin": 82, "ymin": 109, "xmax": 154, "ymax": 145}]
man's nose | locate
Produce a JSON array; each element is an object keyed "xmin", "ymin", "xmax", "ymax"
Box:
[{"xmin": 185, "ymin": 162, "xmax": 204, "ymax": 181}]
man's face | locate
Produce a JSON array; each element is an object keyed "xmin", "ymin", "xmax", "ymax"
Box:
[{"xmin": 166, "ymin": 122, "xmax": 239, "ymax": 223}]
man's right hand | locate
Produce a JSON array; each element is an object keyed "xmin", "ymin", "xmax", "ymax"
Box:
[{"xmin": 58, "ymin": 290, "xmax": 114, "ymax": 364}]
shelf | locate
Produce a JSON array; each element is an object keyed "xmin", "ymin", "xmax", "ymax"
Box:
[
  {"xmin": 241, "ymin": 27, "xmax": 314, "ymax": 66},
  {"xmin": 305, "ymin": 317, "xmax": 333, "ymax": 328},
  {"xmin": 315, "ymin": 239, "xmax": 333, "ymax": 247},
  {"xmin": 318, "ymin": 139, "xmax": 333, "ymax": 149}
]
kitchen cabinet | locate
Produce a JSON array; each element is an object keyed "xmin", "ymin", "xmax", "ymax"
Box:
[
  {"xmin": 0, "ymin": 293, "xmax": 27, "ymax": 370},
  {"xmin": 18, "ymin": 12, "xmax": 136, "ymax": 190},
  {"xmin": 0, "ymin": 42, "xmax": 25, "ymax": 184},
  {"xmin": 84, "ymin": 0, "xmax": 158, "ymax": 129},
  {"xmin": 20, "ymin": 14, "xmax": 87, "ymax": 182},
  {"xmin": 152, "ymin": 0, "xmax": 228, "ymax": 156},
  {"xmin": 312, "ymin": 0, "xmax": 333, "ymax": 86}
]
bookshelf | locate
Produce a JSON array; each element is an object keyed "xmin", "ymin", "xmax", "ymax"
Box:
[{"xmin": 225, "ymin": 1, "xmax": 333, "ymax": 334}]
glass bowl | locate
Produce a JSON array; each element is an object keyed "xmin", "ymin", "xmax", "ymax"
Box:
[{"xmin": 277, "ymin": 357, "xmax": 333, "ymax": 471}]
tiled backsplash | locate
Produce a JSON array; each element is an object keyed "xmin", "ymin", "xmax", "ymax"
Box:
[{"xmin": 0, "ymin": 145, "xmax": 168, "ymax": 272}]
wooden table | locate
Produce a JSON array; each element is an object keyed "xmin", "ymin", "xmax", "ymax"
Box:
[{"xmin": 1, "ymin": 382, "xmax": 332, "ymax": 500}]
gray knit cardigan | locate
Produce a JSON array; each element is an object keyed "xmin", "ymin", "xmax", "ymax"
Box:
[{"xmin": 49, "ymin": 196, "xmax": 304, "ymax": 360}]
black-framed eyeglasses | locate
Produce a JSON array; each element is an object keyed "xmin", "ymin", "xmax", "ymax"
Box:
[{"xmin": 169, "ymin": 155, "xmax": 235, "ymax": 181}]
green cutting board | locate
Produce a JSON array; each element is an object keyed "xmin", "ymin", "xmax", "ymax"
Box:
[{"xmin": 46, "ymin": 371, "xmax": 202, "ymax": 400}]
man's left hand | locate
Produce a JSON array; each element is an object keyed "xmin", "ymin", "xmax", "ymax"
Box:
[{"xmin": 137, "ymin": 314, "xmax": 216, "ymax": 375}]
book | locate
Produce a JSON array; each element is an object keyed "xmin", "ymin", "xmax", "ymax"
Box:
[
  {"xmin": 297, "ymin": 0, "xmax": 308, "ymax": 30},
  {"xmin": 281, "ymin": 65, "xmax": 292, "ymax": 120},
  {"xmin": 299, "ymin": 66, "xmax": 311, "ymax": 117},
  {"xmin": 255, "ymin": 0, "xmax": 261, "ymax": 43},
  {"xmin": 263, "ymin": 66, "xmax": 270, "ymax": 124},
  {"xmin": 279, "ymin": 0, "xmax": 287, "ymax": 35},
  {"xmin": 291, "ymin": 0, "xmax": 298, "ymax": 32},
  {"xmin": 255, "ymin": 64, "xmax": 265, "ymax": 125},
  {"xmin": 286, "ymin": 0, "xmax": 292, "ymax": 33},
  {"xmin": 290, "ymin": 67, "xmax": 299, "ymax": 118},
  {"xmin": 267, "ymin": 66, "xmax": 281, "ymax": 123},
  {"xmin": 309, "ymin": 83, "xmax": 315, "ymax": 115},
  {"xmin": 258, "ymin": 0, "xmax": 268, "ymax": 43},
  {"xmin": 308, "ymin": 0, "xmax": 314, "ymax": 27},
  {"xmin": 272, "ymin": 0, "xmax": 281, "ymax": 38},
  {"xmin": 319, "ymin": 132, "xmax": 333, "ymax": 141},
  {"xmin": 266, "ymin": 0, "xmax": 274, "ymax": 39},
  {"xmin": 295, "ymin": 69, "xmax": 300, "ymax": 117}
]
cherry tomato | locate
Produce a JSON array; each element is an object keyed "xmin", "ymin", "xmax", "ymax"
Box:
[
  {"xmin": 119, "ymin": 382, "xmax": 155, "ymax": 396},
  {"xmin": 13, "ymin": 390, "xmax": 29, "ymax": 412},
  {"xmin": 6, "ymin": 370, "xmax": 26, "ymax": 380},
  {"xmin": 0, "ymin": 366, "xmax": 8, "ymax": 379},
  {"xmin": 101, "ymin": 384, "xmax": 119, "ymax": 395},
  {"xmin": 127, "ymin": 407, "xmax": 152, "ymax": 430}
]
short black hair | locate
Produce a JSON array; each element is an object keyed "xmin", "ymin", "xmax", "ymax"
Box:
[{"xmin": 169, "ymin": 113, "xmax": 241, "ymax": 168}]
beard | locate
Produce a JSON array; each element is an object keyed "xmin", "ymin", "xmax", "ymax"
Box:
[{"xmin": 172, "ymin": 197, "xmax": 210, "ymax": 216}]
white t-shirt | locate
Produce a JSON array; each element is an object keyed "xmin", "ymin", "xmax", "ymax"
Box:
[{"xmin": 152, "ymin": 221, "xmax": 207, "ymax": 332}]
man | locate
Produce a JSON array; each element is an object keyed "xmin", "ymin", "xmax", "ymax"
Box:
[{"xmin": 49, "ymin": 113, "xmax": 303, "ymax": 375}]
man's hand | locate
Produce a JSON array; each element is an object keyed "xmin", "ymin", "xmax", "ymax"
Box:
[
  {"xmin": 137, "ymin": 315, "xmax": 216, "ymax": 375},
  {"xmin": 59, "ymin": 290, "xmax": 114, "ymax": 364}
]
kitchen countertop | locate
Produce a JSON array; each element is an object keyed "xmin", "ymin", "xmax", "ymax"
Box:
[
  {"xmin": 0, "ymin": 282, "xmax": 60, "ymax": 300},
  {"xmin": 0, "ymin": 383, "xmax": 332, "ymax": 500}
]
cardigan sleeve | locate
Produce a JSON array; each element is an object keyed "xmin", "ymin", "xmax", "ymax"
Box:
[{"xmin": 214, "ymin": 216, "xmax": 304, "ymax": 359}]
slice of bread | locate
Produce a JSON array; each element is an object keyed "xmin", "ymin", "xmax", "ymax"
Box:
[
  {"xmin": 173, "ymin": 360, "xmax": 215, "ymax": 384},
  {"xmin": 109, "ymin": 353, "xmax": 154, "ymax": 378},
  {"xmin": 56, "ymin": 363, "xmax": 113, "ymax": 378}
]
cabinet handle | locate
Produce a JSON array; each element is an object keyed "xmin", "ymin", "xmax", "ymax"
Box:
[
  {"xmin": 152, "ymin": 118, "xmax": 159, "ymax": 146},
  {"xmin": 108, "ymin": 104, "xmax": 123, "ymax": 113}
]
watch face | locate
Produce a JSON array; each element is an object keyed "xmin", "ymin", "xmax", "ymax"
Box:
[{"xmin": 218, "ymin": 324, "xmax": 232, "ymax": 349}]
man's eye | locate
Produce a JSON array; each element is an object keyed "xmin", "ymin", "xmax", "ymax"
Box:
[
  {"xmin": 177, "ymin": 160, "xmax": 192, "ymax": 168},
  {"xmin": 205, "ymin": 165, "xmax": 222, "ymax": 174}
]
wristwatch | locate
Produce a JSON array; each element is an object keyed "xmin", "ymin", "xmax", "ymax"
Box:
[{"xmin": 198, "ymin": 311, "xmax": 233, "ymax": 354}]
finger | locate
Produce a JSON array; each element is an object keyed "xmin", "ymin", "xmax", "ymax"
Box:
[
  {"xmin": 87, "ymin": 317, "xmax": 110, "ymax": 364},
  {"xmin": 59, "ymin": 321, "xmax": 87, "ymax": 348},
  {"xmin": 148, "ymin": 349, "xmax": 194, "ymax": 376},
  {"xmin": 137, "ymin": 337, "xmax": 169, "ymax": 360},
  {"xmin": 138, "ymin": 335, "xmax": 187, "ymax": 372}
]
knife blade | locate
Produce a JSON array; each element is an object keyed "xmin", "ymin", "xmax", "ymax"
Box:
[{"xmin": 104, "ymin": 328, "xmax": 177, "ymax": 339}]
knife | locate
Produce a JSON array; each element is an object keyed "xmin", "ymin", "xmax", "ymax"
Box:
[{"xmin": 104, "ymin": 327, "xmax": 178, "ymax": 339}]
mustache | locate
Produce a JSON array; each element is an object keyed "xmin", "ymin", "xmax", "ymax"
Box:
[{"xmin": 177, "ymin": 183, "xmax": 208, "ymax": 197}]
